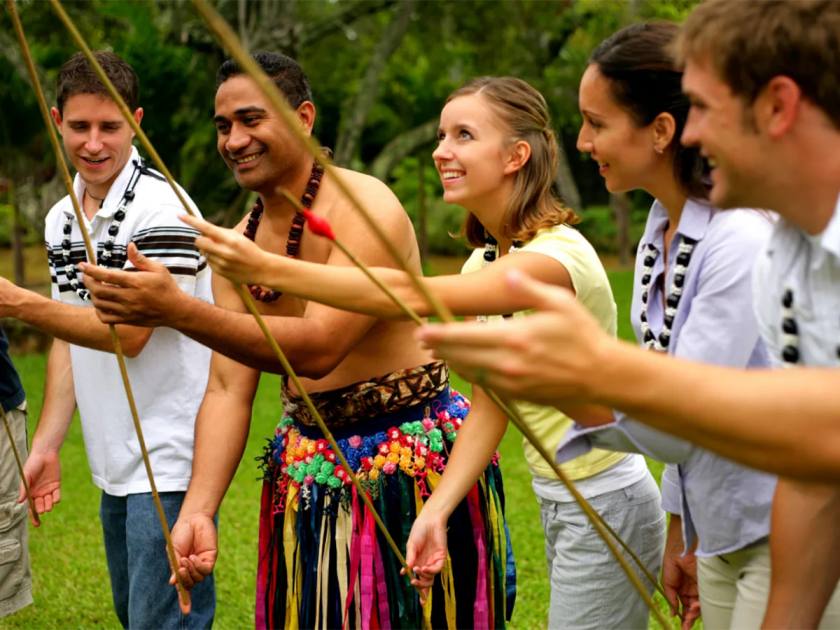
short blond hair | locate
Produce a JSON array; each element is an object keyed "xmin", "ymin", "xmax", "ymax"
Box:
[{"xmin": 675, "ymin": 0, "xmax": 840, "ymax": 128}]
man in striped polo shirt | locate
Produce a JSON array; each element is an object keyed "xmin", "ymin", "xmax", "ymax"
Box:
[{"xmin": 0, "ymin": 52, "xmax": 215, "ymax": 628}]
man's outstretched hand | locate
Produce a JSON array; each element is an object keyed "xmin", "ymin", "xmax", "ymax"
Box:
[
  {"xmin": 416, "ymin": 270, "xmax": 616, "ymax": 408},
  {"xmin": 81, "ymin": 243, "xmax": 183, "ymax": 327}
]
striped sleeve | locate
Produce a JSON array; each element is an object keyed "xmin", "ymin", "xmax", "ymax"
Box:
[{"xmin": 129, "ymin": 224, "xmax": 206, "ymax": 277}]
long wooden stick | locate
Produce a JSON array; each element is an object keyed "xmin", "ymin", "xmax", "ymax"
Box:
[
  {"xmin": 192, "ymin": 0, "xmax": 454, "ymax": 324},
  {"xmin": 190, "ymin": 1, "xmax": 670, "ymax": 625},
  {"xmin": 10, "ymin": 0, "xmax": 190, "ymax": 610},
  {"xmin": 1, "ymin": 406, "xmax": 39, "ymax": 526},
  {"xmin": 278, "ymin": 189, "xmax": 666, "ymax": 601},
  {"xmin": 43, "ymin": 0, "xmax": 420, "ymax": 588}
]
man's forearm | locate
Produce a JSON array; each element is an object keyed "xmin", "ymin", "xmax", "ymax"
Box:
[
  {"xmin": 763, "ymin": 480, "xmax": 840, "ymax": 627},
  {"xmin": 594, "ymin": 342, "xmax": 840, "ymax": 479},
  {"xmin": 31, "ymin": 340, "xmax": 77, "ymax": 453},
  {"xmin": 8, "ymin": 289, "xmax": 149, "ymax": 357},
  {"xmin": 162, "ymin": 295, "xmax": 336, "ymax": 377},
  {"xmin": 178, "ymin": 388, "xmax": 254, "ymax": 518}
]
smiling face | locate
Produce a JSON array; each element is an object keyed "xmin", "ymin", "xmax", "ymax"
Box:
[
  {"xmin": 432, "ymin": 93, "xmax": 517, "ymax": 215},
  {"xmin": 51, "ymin": 93, "xmax": 141, "ymax": 198},
  {"xmin": 213, "ymin": 74, "xmax": 313, "ymax": 194},
  {"xmin": 576, "ymin": 64, "xmax": 662, "ymax": 195},
  {"xmin": 681, "ymin": 59, "xmax": 766, "ymax": 209}
]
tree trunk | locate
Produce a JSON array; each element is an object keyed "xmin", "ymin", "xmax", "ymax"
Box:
[
  {"xmin": 554, "ymin": 140, "xmax": 581, "ymax": 211},
  {"xmin": 9, "ymin": 180, "xmax": 25, "ymax": 286},
  {"xmin": 610, "ymin": 192, "xmax": 632, "ymax": 267},
  {"xmin": 334, "ymin": 0, "xmax": 416, "ymax": 166},
  {"xmin": 416, "ymin": 155, "xmax": 428, "ymax": 262},
  {"xmin": 237, "ymin": 0, "xmax": 250, "ymax": 50},
  {"xmin": 370, "ymin": 118, "xmax": 437, "ymax": 181}
]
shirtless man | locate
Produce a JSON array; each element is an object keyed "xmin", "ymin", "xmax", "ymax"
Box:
[{"xmin": 84, "ymin": 52, "xmax": 511, "ymax": 629}]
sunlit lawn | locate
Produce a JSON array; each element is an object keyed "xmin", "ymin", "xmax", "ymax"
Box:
[{"xmin": 2, "ymin": 266, "xmax": 677, "ymax": 629}]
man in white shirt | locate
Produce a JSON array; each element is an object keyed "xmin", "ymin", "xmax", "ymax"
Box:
[
  {"xmin": 415, "ymin": 0, "xmax": 840, "ymax": 626},
  {"xmin": 0, "ymin": 52, "xmax": 214, "ymax": 628}
]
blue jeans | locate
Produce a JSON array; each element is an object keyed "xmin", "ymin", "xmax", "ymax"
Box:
[{"xmin": 100, "ymin": 491, "xmax": 215, "ymax": 629}]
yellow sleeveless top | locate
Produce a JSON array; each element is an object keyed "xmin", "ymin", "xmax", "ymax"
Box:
[{"xmin": 461, "ymin": 224, "xmax": 625, "ymax": 481}]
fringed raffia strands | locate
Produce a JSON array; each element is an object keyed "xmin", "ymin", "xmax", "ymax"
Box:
[
  {"xmin": 479, "ymin": 475, "xmax": 507, "ymax": 620},
  {"xmin": 315, "ymin": 507, "xmax": 329, "ymax": 629},
  {"xmin": 372, "ymin": 518, "xmax": 392, "ymax": 630},
  {"xmin": 413, "ymin": 483, "xmax": 434, "ymax": 630},
  {"xmin": 360, "ymin": 507, "xmax": 375, "ymax": 628},
  {"xmin": 344, "ymin": 487, "xmax": 364, "ymax": 630},
  {"xmin": 466, "ymin": 485, "xmax": 491, "ymax": 628},
  {"xmin": 441, "ymin": 554, "xmax": 457, "ymax": 630},
  {"xmin": 335, "ymin": 507, "xmax": 351, "ymax": 629},
  {"xmin": 283, "ymin": 485, "xmax": 300, "ymax": 630}
]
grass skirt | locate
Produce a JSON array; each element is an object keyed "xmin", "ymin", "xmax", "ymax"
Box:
[{"xmin": 257, "ymin": 383, "xmax": 515, "ymax": 629}]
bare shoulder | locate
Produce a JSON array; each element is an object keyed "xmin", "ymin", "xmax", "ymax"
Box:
[{"xmin": 324, "ymin": 167, "xmax": 415, "ymax": 242}]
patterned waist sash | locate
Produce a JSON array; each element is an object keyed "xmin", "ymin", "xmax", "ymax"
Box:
[{"xmin": 282, "ymin": 360, "xmax": 448, "ymax": 432}]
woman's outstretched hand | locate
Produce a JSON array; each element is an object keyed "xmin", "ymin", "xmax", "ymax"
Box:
[
  {"xmin": 403, "ymin": 508, "xmax": 449, "ymax": 604},
  {"xmin": 180, "ymin": 214, "xmax": 270, "ymax": 287}
]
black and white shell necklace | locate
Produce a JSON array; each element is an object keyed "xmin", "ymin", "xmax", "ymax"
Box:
[
  {"xmin": 61, "ymin": 159, "xmax": 145, "ymax": 300},
  {"xmin": 779, "ymin": 288, "xmax": 801, "ymax": 364},
  {"xmin": 481, "ymin": 233, "xmax": 518, "ymax": 320},
  {"xmin": 639, "ymin": 236, "xmax": 697, "ymax": 351},
  {"xmin": 778, "ymin": 287, "xmax": 840, "ymax": 365}
]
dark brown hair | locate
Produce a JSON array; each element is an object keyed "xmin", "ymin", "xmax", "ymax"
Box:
[
  {"xmin": 449, "ymin": 77, "xmax": 579, "ymax": 248},
  {"xmin": 675, "ymin": 0, "xmax": 840, "ymax": 129},
  {"xmin": 590, "ymin": 22, "xmax": 707, "ymax": 199},
  {"xmin": 56, "ymin": 51, "xmax": 139, "ymax": 114}
]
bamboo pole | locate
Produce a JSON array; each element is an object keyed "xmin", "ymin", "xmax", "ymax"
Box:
[
  {"xmin": 275, "ymin": 191, "xmax": 666, "ymax": 603},
  {"xmin": 1, "ymin": 406, "xmax": 39, "ymax": 526},
  {"xmin": 190, "ymin": 1, "xmax": 670, "ymax": 624},
  {"xmin": 9, "ymin": 0, "xmax": 190, "ymax": 610},
  {"xmin": 45, "ymin": 0, "xmax": 421, "ymax": 589}
]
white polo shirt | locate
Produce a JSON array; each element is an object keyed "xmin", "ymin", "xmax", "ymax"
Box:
[
  {"xmin": 44, "ymin": 146, "xmax": 212, "ymax": 496},
  {"xmin": 753, "ymin": 194, "xmax": 840, "ymax": 368}
]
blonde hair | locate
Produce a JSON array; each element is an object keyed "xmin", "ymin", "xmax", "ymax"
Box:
[{"xmin": 447, "ymin": 77, "xmax": 579, "ymax": 247}]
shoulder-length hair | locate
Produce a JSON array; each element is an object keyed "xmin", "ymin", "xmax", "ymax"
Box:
[{"xmin": 449, "ymin": 77, "xmax": 579, "ymax": 247}]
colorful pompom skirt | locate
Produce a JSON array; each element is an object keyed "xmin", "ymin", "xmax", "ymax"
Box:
[{"xmin": 256, "ymin": 361, "xmax": 515, "ymax": 629}]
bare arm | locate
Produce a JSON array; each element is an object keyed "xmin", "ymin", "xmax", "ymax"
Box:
[
  {"xmin": 22, "ymin": 339, "xmax": 77, "ymax": 517},
  {"xmin": 0, "ymin": 279, "xmax": 151, "ymax": 357},
  {"xmin": 405, "ymin": 385, "xmax": 508, "ymax": 584},
  {"xmin": 183, "ymin": 214, "xmax": 574, "ymax": 318},
  {"xmin": 178, "ymin": 351, "xmax": 260, "ymax": 519},
  {"xmin": 762, "ymin": 480, "xmax": 840, "ymax": 626},
  {"xmin": 85, "ymin": 243, "xmax": 384, "ymax": 378},
  {"xmin": 167, "ymin": 341, "xmax": 261, "ymax": 589},
  {"xmin": 417, "ymin": 271, "xmax": 840, "ymax": 480},
  {"xmin": 423, "ymin": 386, "xmax": 508, "ymax": 517}
]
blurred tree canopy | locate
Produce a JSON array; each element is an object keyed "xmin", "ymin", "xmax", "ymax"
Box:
[{"xmin": 1, "ymin": 0, "xmax": 698, "ymax": 258}]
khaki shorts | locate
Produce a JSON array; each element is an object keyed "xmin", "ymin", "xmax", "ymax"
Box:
[{"xmin": 0, "ymin": 406, "xmax": 32, "ymax": 618}]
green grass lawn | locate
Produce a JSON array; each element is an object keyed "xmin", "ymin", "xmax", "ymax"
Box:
[{"xmin": 2, "ymin": 267, "xmax": 677, "ymax": 629}]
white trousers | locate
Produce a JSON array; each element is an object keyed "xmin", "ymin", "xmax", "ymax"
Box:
[{"xmin": 698, "ymin": 541, "xmax": 840, "ymax": 629}]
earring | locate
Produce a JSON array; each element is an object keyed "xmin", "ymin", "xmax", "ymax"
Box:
[{"xmin": 655, "ymin": 145, "xmax": 664, "ymax": 154}]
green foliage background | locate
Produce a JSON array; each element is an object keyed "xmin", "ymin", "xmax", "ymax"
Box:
[{"xmin": 1, "ymin": 0, "xmax": 698, "ymax": 256}]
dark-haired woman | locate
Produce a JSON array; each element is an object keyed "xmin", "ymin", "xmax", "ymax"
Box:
[
  {"xmin": 552, "ymin": 22, "xmax": 780, "ymax": 629},
  {"xmin": 186, "ymin": 75, "xmax": 665, "ymax": 628}
]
